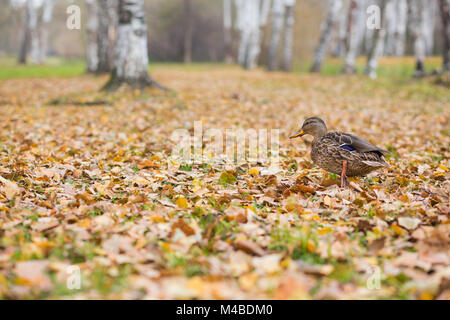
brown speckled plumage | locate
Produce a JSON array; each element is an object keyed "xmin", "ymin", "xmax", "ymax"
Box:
[
  {"xmin": 311, "ymin": 131, "xmax": 388, "ymax": 177},
  {"xmin": 290, "ymin": 117, "xmax": 389, "ymax": 186}
]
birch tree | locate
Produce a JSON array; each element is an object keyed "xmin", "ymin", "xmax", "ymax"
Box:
[
  {"xmin": 223, "ymin": 0, "xmax": 234, "ymax": 63},
  {"xmin": 86, "ymin": 0, "xmax": 99, "ymax": 73},
  {"xmin": 17, "ymin": 0, "xmax": 43, "ymax": 64},
  {"xmin": 410, "ymin": 0, "xmax": 427, "ymax": 77},
  {"xmin": 331, "ymin": 1, "xmax": 349, "ymax": 57},
  {"xmin": 438, "ymin": 0, "xmax": 450, "ymax": 72},
  {"xmin": 39, "ymin": 0, "xmax": 54, "ymax": 63},
  {"xmin": 365, "ymin": 0, "xmax": 390, "ymax": 78},
  {"xmin": 105, "ymin": 0, "xmax": 164, "ymax": 90},
  {"xmin": 236, "ymin": 0, "xmax": 270, "ymax": 69},
  {"xmin": 311, "ymin": 0, "xmax": 343, "ymax": 72},
  {"xmin": 28, "ymin": 0, "xmax": 41, "ymax": 64},
  {"xmin": 342, "ymin": 0, "xmax": 366, "ymax": 74},
  {"xmin": 18, "ymin": 0, "xmax": 31, "ymax": 64},
  {"xmin": 97, "ymin": 0, "xmax": 117, "ymax": 73},
  {"xmin": 267, "ymin": 0, "xmax": 285, "ymax": 71},
  {"xmin": 423, "ymin": 1, "xmax": 437, "ymax": 55},
  {"xmin": 390, "ymin": 0, "xmax": 408, "ymax": 56},
  {"xmin": 281, "ymin": 0, "xmax": 295, "ymax": 72}
]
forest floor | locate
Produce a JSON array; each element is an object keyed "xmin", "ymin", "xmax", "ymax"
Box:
[{"xmin": 0, "ymin": 60, "xmax": 448, "ymax": 299}]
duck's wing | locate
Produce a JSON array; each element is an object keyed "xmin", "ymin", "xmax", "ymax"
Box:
[{"xmin": 327, "ymin": 132, "xmax": 390, "ymax": 155}]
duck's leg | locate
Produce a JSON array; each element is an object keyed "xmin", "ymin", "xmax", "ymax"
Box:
[{"xmin": 341, "ymin": 160, "xmax": 349, "ymax": 188}]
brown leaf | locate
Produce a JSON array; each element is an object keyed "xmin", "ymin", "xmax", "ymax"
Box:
[
  {"xmin": 75, "ymin": 193, "xmax": 96, "ymax": 205},
  {"xmin": 233, "ymin": 238, "xmax": 265, "ymax": 256},
  {"xmin": 356, "ymin": 220, "xmax": 372, "ymax": 232},
  {"xmin": 369, "ymin": 237, "xmax": 386, "ymax": 254},
  {"xmin": 172, "ymin": 218, "xmax": 195, "ymax": 236}
]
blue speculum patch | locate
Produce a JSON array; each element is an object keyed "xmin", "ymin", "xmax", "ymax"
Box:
[{"xmin": 340, "ymin": 145, "xmax": 356, "ymax": 151}]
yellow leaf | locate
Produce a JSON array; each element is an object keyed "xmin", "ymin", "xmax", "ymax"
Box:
[
  {"xmin": 0, "ymin": 274, "xmax": 6, "ymax": 287},
  {"xmin": 391, "ymin": 223, "xmax": 404, "ymax": 235},
  {"xmin": 420, "ymin": 292, "xmax": 434, "ymax": 300},
  {"xmin": 318, "ymin": 227, "xmax": 331, "ymax": 235},
  {"xmin": 248, "ymin": 168, "xmax": 259, "ymax": 175},
  {"xmin": 175, "ymin": 196, "xmax": 188, "ymax": 208},
  {"xmin": 150, "ymin": 215, "xmax": 165, "ymax": 223},
  {"xmin": 14, "ymin": 277, "xmax": 33, "ymax": 286},
  {"xmin": 280, "ymin": 257, "xmax": 291, "ymax": 268},
  {"xmin": 438, "ymin": 164, "xmax": 449, "ymax": 172},
  {"xmin": 307, "ymin": 240, "xmax": 316, "ymax": 252}
]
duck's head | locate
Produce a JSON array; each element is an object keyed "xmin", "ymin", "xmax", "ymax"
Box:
[{"xmin": 290, "ymin": 117, "xmax": 327, "ymax": 139}]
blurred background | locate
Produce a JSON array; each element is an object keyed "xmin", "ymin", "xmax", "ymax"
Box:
[{"xmin": 0, "ymin": 0, "xmax": 448, "ymax": 79}]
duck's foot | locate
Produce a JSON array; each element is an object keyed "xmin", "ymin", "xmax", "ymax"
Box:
[{"xmin": 340, "ymin": 160, "xmax": 349, "ymax": 188}]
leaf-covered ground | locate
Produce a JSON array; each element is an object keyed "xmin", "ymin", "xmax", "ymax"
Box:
[{"xmin": 0, "ymin": 64, "xmax": 449, "ymax": 299}]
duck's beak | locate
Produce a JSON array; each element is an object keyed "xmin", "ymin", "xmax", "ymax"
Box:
[{"xmin": 289, "ymin": 129, "xmax": 305, "ymax": 139}]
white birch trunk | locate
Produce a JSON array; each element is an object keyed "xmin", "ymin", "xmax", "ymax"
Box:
[
  {"xmin": 365, "ymin": 0, "xmax": 390, "ymax": 78},
  {"xmin": 29, "ymin": 0, "xmax": 41, "ymax": 64},
  {"xmin": 86, "ymin": 0, "xmax": 99, "ymax": 73},
  {"xmin": 281, "ymin": 0, "xmax": 295, "ymax": 72},
  {"xmin": 311, "ymin": 0, "xmax": 343, "ymax": 72},
  {"xmin": 223, "ymin": 0, "xmax": 233, "ymax": 63},
  {"xmin": 107, "ymin": 0, "xmax": 163, "ymax": 90},
  {"xmin": 383, "ymin": 0, "xmax": 408, "ymax": 56},
  {"xmin": 236, "ymin": 0, "xmax": 262, "ymax": 69},
  {"xmin": 267, "ymin": 0, "xmax": 285, "ymax": 70},
  {"xmin": 410, "ymin": 0, "xmax": 427, "ymax": 77},
  {"xmin": 423, "ymin": 1, "xmax": 436, "ymax": 55},
  {"xmin": 260, "ymin": 0, "xmax": 272, "ymax": 26},
  {"xmin": 393, "ymin": 0, "xmax": 407, "ymax": 56},
  {"xmin": 18, "ymin": 0, "xmax": 31, "ymax": 64},
  {"xmin": 236, "ymin": 0, "xmax": 247, "ymax": 65},
  {"xmin": 384, "ymin": 0, "xmax": 395, "ymax": 55},
  {"xmin": 332, "ymin": 0, "xmax": 349, "ymax": 57},
  {"xmin": 38, "ymin": 0, "xmax": 54, "ymax": 63},
  {"xmin": 342, "ymin": 0, "xmax": 366, "ymax": 74},
  {"xmin": 97, "ymin": 0, "xmax": 111, "ymax": 72}
]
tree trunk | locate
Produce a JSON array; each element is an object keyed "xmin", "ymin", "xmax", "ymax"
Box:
[
  {"xmin": 342, "ymin": 0, "xmax": 366, "ymax": 74},
  {"xmin": 439, "ymin": 0, "xmax": 450, "ymax": 72},
  {"xmin": 105, "ymin": 0, "xmax": 164, "ymax": 90},
  {"xmin": 423, "ymin": 1, "xmax": 436, "ymax": 56},
  {"xmin": 365, "ymin": 0, "xmax": 390, "ymax": 78},
  {"xmin": 410, "ymin": 0, "xmax": 426, "ymax": 77},
  {"xmin": 311, "ymin": 0, "xmax": 343, "ymax": 72},
  {"xmin": 28, "ymin": 0, "xmax": 41, "ymax": 65},
  {"xmin": 393, "ymin": 0, "xmax": 407, "ymax": 56},
  {"xmin": 237, "ymin": 0, "xmax": 262, "ymax": 69},
  {"xmin": 97, "ymin": 0, "xmax": 112, "ymax": 73},
  {"xmin": 223, "ymin": 0, "xmax": 233, "ymax": 63},
  {"xmin": 18, "ymin": 1, "xmax": 31, "ymax": 64},
  {"xmin": 331, "ymin": 1, "xmax": 348, "ymax": 57},
  {"xmin": 39, "ymin": 0, "xmax": 54, "ymax": 64},
  {"xmin": 86, "ymin": 0, "xmax": 99, "ymax": 73},
  {"xmin": 183, "ymin": 0, "xmax": 193, "ymax": 63},
  {"xmin": 267, "ymin": 0, "xmax": 285, "ymax": 71},
  {"xmin": 281, "ymin": 0, "xmax": 296, "ymax": 72}
]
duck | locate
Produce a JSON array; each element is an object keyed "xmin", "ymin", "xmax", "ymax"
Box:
[{"xmin": 290, "ymin": 117, "xmax": 390, "ymax": 187}]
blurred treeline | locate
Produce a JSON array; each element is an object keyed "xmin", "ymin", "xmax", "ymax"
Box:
[{"xmin": 0, "ymin": 0, "xmax": 445, "ymax": 64}]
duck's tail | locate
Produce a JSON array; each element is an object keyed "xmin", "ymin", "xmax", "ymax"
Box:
[{"xmin": 362, "ymin": 160, "xmax": 390, "ymax": 168}]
